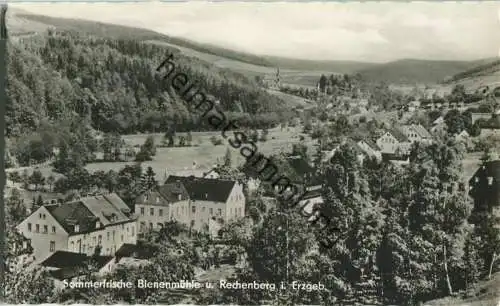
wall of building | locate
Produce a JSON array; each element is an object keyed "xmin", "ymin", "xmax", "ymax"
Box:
[
  {"xmin": 16, "ymin": 206, "xmax": 69, "ymax": 262},
  {"xmin": 67, "ymin": 221, "xmax": 137, "ymax": 256},
  {"xmin": 136, "ymin": 202, "xmax": 174, "ymax": 233},
  {"xmin": 376, "ymin": 133, "xmax": 399, "ymax": 154}
]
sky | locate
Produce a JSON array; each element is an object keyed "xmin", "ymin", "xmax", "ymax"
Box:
[{"xmin": 12, "ymin": 1, "xmax": 500, "ymax": 63}]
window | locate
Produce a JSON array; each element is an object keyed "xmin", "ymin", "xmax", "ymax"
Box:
[
  {"xmin": 83, "ymin": 244, "xmax": 86, "ymax": 253},
  {"xmin": 218, "ymin": 209, "xmax": 222, "ymax": 216},
  {"xmin": 93, "ymin": 237, "xmax": 96, "ymax": 246},
  {"xmin": 112, "ymin": 230, "xmax": 115, "ymax": 241},
  {"xmin": 192, "ymin": 206, "xmax": 196, "ymax": 213},
  {"xmin": 70, "ymin": 241, "xmax": 74, "ymax": 250},
  {"xmin": 140, "ymin": 207, "xmax": 145, "ymax": 216},
  {"xmin": 140, "ymin": 222, "xmax": 145, "ymax": 232},
  {"xmin": 150, "ymin": 208, "xmax": 154, "ymax": 216},
  {"xmin": 209, "ymin": 208, "xmax": 213, "ymax": 215},
  {"xmin": 39, "ymin": 213, "xmax": 42, "ymax": 219},
  {"xmin": 121, "ymin": 234, "xmax": 124, "ymax": 242},
  {"xmin": 49, "ymin": 241, "xmax": 55, "ymax": 252},
  {"xmin": 131, "ymin": 226, "xmax": 135, "ymax": 236},
  {"xmin": 178, "ymin": 194, "xmax": 182, "ymax": 201},
  {"xmin": 149, "ymin": 223, "xmax": 153, "ymax": 230},
  {"xmin": 35, "ymin": 224, "xmax": 40, "ymax": 233},
  {"xmin": 43, "ymin": 225, "xmax": 48, "ymax": 233},
  {"xmin": 230, "ymin": 208, "xmax": 233, "ymax": 216},
  {"xmin": 98, "ymin": 235, "xmax": 102, "ymax": 245},
  {"xmin": 28, "ymin": 223, "xmax": 32, "ymax": 232},
  {"xmin": 52, "ymin": 226, "xmax": 56, "ymax": 234},
  {"xmin": 156, "ymin": 197, "xmax": 160, "ymax": 204},
  {"xmin": 107, "ymin": 232, "xmax": 110, "ymax": 241},
  {"xmin": 159, "ymin": 209, "xmax": 163, "ymax": 217}
]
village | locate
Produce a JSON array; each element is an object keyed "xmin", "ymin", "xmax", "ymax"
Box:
[{"xmin": 3, "ymin": 3, "xmax": 500, "ymax": 305}]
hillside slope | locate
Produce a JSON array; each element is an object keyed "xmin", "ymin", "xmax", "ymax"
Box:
[
  {"xmin": 6, "ymin": 11, "xmax": 291, "ymax": 138},
  {"xmin": 444, "ymin": 59, "xmax": 500, "ymax": 91},
  {"xmin": 355, "ymin": 59, "xmax": 487, "ymax": 85}
]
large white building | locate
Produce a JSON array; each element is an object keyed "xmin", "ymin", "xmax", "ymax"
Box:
[
  {"xmin": 16, "ymin": 193, "xmax": 138, "ymax": 262},
  {"xmin": 136, "ymin": 175, "xmax": 246, "ymax": 235}
]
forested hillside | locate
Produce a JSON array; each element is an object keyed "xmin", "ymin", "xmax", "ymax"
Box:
[{"xmin": 6, "ymin": 29, "xmax": 288, "ymax": 138}]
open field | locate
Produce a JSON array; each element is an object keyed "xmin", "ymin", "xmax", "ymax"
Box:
[
  {"xmin": 87, "ymin": 127, "xmax": 315, "ymax": 182},
  {"xmin": 146, "ymin": 40, "xmax": 334, "ymax": 86}
]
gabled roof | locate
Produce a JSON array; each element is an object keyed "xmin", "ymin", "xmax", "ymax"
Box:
[
  {"xmin": 157, "ymin": 183, "xmax": 190, "ymax": 203},
  {"xmin": 46, "ymin": 202, "xmax": 98, "ymax": 234},
  {"xmin": 287, "ymin": 156, "xmax": 315, "ymax": 176},
  {"xmin": 358, "ymin": 139, "xmax": 380, "ymax": 151},
  {"xmin": 45, "ymin": 193, "xmax": 135, "ymax": 235},
  {"xmin": 115, "ymin": 243, "xmax": 140, "ymax": 258},
  {"xmin": 387, "ymin": 128, "xmax": 409, "ymax": 142},
  {"xmin": 411, "ymin": 124, "xmax": 432, "ymax": 139},
  {"xmin": 165, "ymin": 176, "xmax": 236, "ymax": 203}
]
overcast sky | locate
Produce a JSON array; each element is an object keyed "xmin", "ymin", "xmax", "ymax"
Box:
[{"xmin": 12, "ymin": 1, "xmax": 500, "ymax": 63}]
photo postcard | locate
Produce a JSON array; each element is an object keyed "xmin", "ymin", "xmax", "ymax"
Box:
[{"xmin": 1, "ymin": 1, "xmax": 500, "ymax": 305}]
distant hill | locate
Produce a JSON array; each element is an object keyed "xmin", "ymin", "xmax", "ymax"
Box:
[
  {"xmin": 444, "ymin": 58, "xmax": 500, "ymax": 91},
  {"xmin": 355, "ymin": 59, "xmax": 490, "ymax": 85},
  {"xmin": 263, "ymin": 55, "xmax": 376, "ymax": 74},
  {"xmin": 10, "ymin": 10, "xmax": 497, "ymax": 87}
]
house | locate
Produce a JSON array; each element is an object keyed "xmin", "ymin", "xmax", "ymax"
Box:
[
  {"xmin": 203, "ymin": 167, "xmax": 260, "ymax": 192},
  {"xmin": 16, "ymin": 193, "xmax": 138, "ymax": 262},
  {"xmin": 136, "ymin": 176, "xmax": 246, "ymax": 235},
  {"xmin": 356, "ymin": 139, "xmax": 382, "ymax": 161},
  {"xmin": 376, "ymin": 129, "xmax": 410, "ymax": 155},
  {"xmin": 469, "ymin": 160, "xmax": 500, "ymax": 213},
  {"xmin": 401, "ymin": 124, "xmax": 433, "ymax": 144},
  {"xmin": 135, "ymin": 182, "xmax": 190, "ymax": 233}
]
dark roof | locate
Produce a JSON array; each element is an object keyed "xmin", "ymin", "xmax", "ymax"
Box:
[
  {"xmin": 45, "ymin": 193, "xmax": 135, "ymax": 235},
  {"xmin": 388, "ymin": 128, "xmax": 408, "ymax": 142},
  {"xmin": 158, "ymin": 183, "xmax": 190, "ymax": 203},
  {"xmin": 361, "ymin": 139, "xmax": 380, "ymax": 151},
  {"xmin": 165, "ymin": 176, "xmax": 236, "ymax": 203},
  {"xmin": 469, "ymin": 160, "xmax": 500, "ymax": 184},
  {"xmin": 287, "ymin": 156, "xmax": 315, "ymax": 176},
  {"xmin": 46, "ymin": 202, "xmax": 98, "ymax": 234},
  {"xmin": 41, "ymin": 251, "xmax": 112, "ymax": 270},
  {"xmin": 382, "ymin": 152, "xmax": 408, "ymax": 161},
  {"xmin": 115, "ymin": 243, "xmax": 139, "ymax": 258}
]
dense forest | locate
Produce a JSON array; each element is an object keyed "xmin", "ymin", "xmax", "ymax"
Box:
[{"xmin": 6, "ymin": 29, "xmax": 289, "ymax": 139}]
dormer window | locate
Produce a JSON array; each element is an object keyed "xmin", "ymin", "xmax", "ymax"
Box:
[
  {"xmin": 74, "ymin": 224, "xmax": 80, "ymax": 233},
  {"xmin": 475, "ymin": 177, "xmax": 479, "ymax": 183},
  {"xmin": 156, "ymin": 197, "xmax": 160, "ymax": 204},
  {"xmin": 205, "ymin": 193, "xmax": 208, "ymax": 199},
  {"xmin": 178, "ymin": 194, "xmax": 182, "ymax": 201},
  {"xmin": 488, "ymin": 177, "xmax": 494, "ymax": 185},
  {"xmin": 96, "ymin": 221, "xmax": 100, "ymax": 228}
]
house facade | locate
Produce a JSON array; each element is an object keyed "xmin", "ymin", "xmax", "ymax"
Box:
[
  {"xmin": 16, "ymin": 193, "xmax": 138, "ymax": 262},
  {"xmin": 356, "ymin": 140, "xmax": 382, "ymax": 161},
  {"xmin": 136, "ymin": 176, "xmax": 246, "ymax": 234},
  {"xmin": 401, "ymin": 124, "xmax": 433, "ymax": 144},
  {"xmin": 376, "ymin": 130, "xmax": 410, "ymax": 155}
]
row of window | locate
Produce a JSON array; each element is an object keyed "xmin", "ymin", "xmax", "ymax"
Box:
[
  {"xmin": 140, "ymin": 205, "xmax": 225, "ymax": 217},
  {"xmin": 28, "ymin": 223, "xmax": 56, "ymax": 234}
]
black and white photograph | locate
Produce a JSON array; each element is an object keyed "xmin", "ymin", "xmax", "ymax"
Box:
[{"xmin": 2, "ymin": 1, "xmax": 500, "ymax": 305}]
